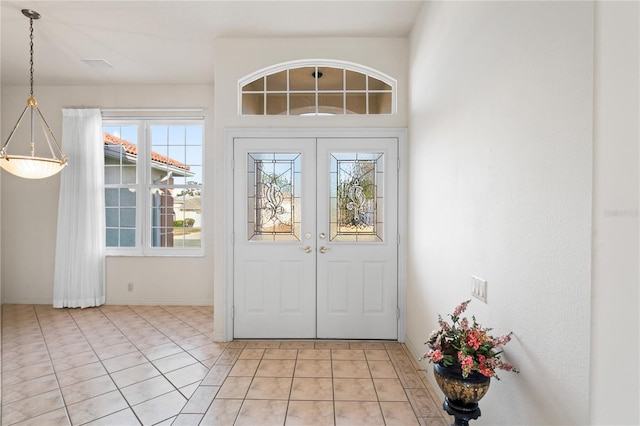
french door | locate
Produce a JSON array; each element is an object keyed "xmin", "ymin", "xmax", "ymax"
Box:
[{"xmin": 233, "ymin": 137, "xmax": 398, "ymax": 339}]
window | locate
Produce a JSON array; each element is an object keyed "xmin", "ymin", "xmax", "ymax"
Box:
[
  {"xmin": 103, "ymin": 120, "xmax": 203, "ymax": 255},
  {"xmin": 240, "ymin": 60, "xmax": 396, "ymax": 116}
]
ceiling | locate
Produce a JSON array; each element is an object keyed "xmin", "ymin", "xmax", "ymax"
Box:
[{"xmin": 1, "ymin": 1, "xmax": 423, "ymax": 86}]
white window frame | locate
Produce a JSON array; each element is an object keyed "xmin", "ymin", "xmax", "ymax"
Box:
[
  {"xmin": 238, "ymin": 59, "xmax": 397, "ymax": 115},
  {"xmin": 103, "ymin": 118, "xmax": 205, "ymax": 257}
]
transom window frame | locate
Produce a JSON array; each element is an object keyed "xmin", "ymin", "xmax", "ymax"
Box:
[
  {"xmin": 238, "ymin": 59, "xmax": 397, "ymax": 116},
  {"xmin": 102, "ymin": 117, "xmax": 205, "ymax": 257}
]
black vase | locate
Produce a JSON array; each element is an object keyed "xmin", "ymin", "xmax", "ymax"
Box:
[{"xmin": 433, "ymin": 362, "xmax": 491, "ymax": 412}]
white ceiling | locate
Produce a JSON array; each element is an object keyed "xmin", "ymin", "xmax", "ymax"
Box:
[{"xmin": 1, "ymin": 1, "xmax": 423, "ymax": 86}]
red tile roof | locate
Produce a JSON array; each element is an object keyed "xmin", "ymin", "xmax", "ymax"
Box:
[{"xmin": 104, "ymin": 132, "xmax": 190, "ymax": 171}]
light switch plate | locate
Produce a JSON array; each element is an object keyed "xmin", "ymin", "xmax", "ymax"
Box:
[{"xmin": 471, "ymin": 276, "xmax": 487, "ymax": 303}]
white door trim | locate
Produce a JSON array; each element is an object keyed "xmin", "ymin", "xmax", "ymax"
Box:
[{"xmin": 222, "ymin": 128, "xmax": 408, "ymax": 342}]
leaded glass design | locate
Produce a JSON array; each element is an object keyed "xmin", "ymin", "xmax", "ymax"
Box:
[
  {"xmin": 330, "ymin": 152, "xmax": 384, "ymax": 242},
  {"xmin": 248, "ymin": 153, "xmax": 301, "ymax": 241}
]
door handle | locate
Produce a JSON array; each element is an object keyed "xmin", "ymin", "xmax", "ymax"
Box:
[
  {"xmin": 301, "ymin": 246, "xmax": 313, "ymax": 254},
  {"xmin": 319, "ymin": 246, "xmax": 330, "ymax": 254}
]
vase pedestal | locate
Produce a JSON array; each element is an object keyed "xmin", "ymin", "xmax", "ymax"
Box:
[{"xmin": 443, "ymin": 397, "xmax": 481, "ymax": 426}]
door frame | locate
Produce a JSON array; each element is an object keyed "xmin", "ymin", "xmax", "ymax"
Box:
[{"xmin": 222, "ymin": 128, "xmax": 408, "ymax": 342}]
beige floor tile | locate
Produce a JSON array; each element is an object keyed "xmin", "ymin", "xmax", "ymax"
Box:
[
  {"xmin": 290, "ymin": 377, "xmax": 334, "ymax": 401},
  {"xmin": 263, "ymin": 348, "xmax": 298, "ymax": 359},
  {"xmin": 334, "ymin": 401, "xmax": 385, "ymax": 425},
  {"xmin": 2, "ymin": 349, "xmax": 50, "ymax": 371},
  {"xmin": 61, "ymin": 375, "xmax": 118, "ymax": 405},
  {"xmin": 255, "ymin": 359, "xmax": 296, "ymax": 377},
  {"xmin": 373, "ymin": 378, "xmax": 409, "ymax": 401},
  {"xmin": 67, "ymin": 389, "xmax": 128, "ymax": 425},
  {"xmin": 181, "ymin": 385, "xmax": 220, "ymax": 413},
  {"xmin": 364, "ymin": 349, "xmax": 391, "ymax": 361},
  {"xmin": 2, "ymin": 373, "xmax": 59, "ymax": 405},
  {"xmin": 165, "ymin": 362, "xmax": 209, "ymax": 388},
  {"xmin": 217, "ymin": 348, "xmax": 243, "ymax": 364},
  {"xmin": 235, "ymin": 399, "xmax": 288, "ymax": 426},
  {"xmin": 297, "ymin": 348, "xmax": 331, "ymax": 360},
  {"xmin": 246, "ymin": 377, "xmax": 292, "ymax": 400},
  {"xmin": 294, "ymin": 359, "xmax": 332, "ymax": 377},
  {"xmin": 176, "ymin": 334, "xmax": 217, "ymax": 350},
  {"xmin": 1, "ymin": 389, "xmax": 65, "ymax": 425},
  {"xmin": 179, "ymin": 381, "xmax": 201, "ymax": 399},
  {"xmin": 406, "ymin": 387, "xmax": 442, "ymax": 417},
  {"xmin": 93, "ymin": 341, "xmax": 139, "ymax": 360},
  {"xmin": 332, "ymin": 360, "xmax": 371, "ymax": 378},
  {"xmin": 172, "ymin": 413, "xmax": 204, "ymax": 425},
  {"xmin": 152, "ymin": 351, "xmax": 199, "ymax": 374},
  {"xmin": 188, "ymin": 342, "xmax": 226, "ymax": 361},
  {"xmin": 56, "ymin": 362, "xmax": 108, "ymax": 388},
  {"xmin": 102, "ymin": 351, "xmax": 147, "ymax": 373},
  {"xmin": 243, "ymin": 340, "xmax": 282, "ymax": 349},
  {"xmin": 332, "ymin": 349, "xmax": 366, "ymax": 360},
  {"xmin": 201, "ymin": 398, "xmax": 243, "ymax": 425},
  {"xmin": 381, "ymin": 401, "xmax": 421, "ymax": 425},
  {"xmin": 418, "ymin": 416, "xmax": 451, "ymax": 426},
  {"xmin": 229, "ymin": 358, "xmax": 261, "ymax": 376},
  {"xmin": 279, "ymin": 341, "xmax": 315, "ymax": 349},
  {"xmin": 334, "ymin": 378, "xmax": 377, "ymax": 401},
  {"xmin": 8, "ymin": 407, "xmax": 70, "ymax": 426},
  {"xmin": 314, "ymin": 341, "xmax": 350, "ymax": 350},
  {"xmin": 201, "ymin": 364, "xmax": 232, "ymax": 386},
  {"xmin": 285, "ymin": 400, "xmax": 334, "ymax": 425},
  {"xmin": 369, "ymin": 359, "xmax": 399, "ymax": 378},
  {"xmin": 120, "ymin": 375, "xmax": 175, "ymax": 406},
  {"xmin": 132, "ymin": 390, "xmax": 187, "ymax": 425},
  {"xmin": 239, "ymin": 348, "xmax": 266, "ymax": 359},
  {"xmin": 142, "ymin": 341, "xmax": 184, "ymax": 361},
  {"xmin": 216, "ymin": 376, "xmax": 253, "ymax": 399},
  {"xmin": 2, "ymin": 360, "xmax": 54, "ymax": 386},
  {"xmin": 83, "ymin": 408, "xmax": 141, "ymax": 426},
  {"xmin": 349, "ymin": 341, "xmax": 387, "ymax": 350},
  {"xmin": 110, "ymin": 362, "xmax": 160, "ymax": 388}
]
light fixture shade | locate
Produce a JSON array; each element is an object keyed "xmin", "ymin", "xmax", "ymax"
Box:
[
  {"xmin": 0, "ymin": 156, "xmax": 67, "ymax": 179},
  {"xmin": 0, "ymin": 9, "xmax": 69, "ymax": 180}
]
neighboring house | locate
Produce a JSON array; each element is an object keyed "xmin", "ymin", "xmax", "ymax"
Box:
[{"xmin": 103, "ymin": 132, "xmax": 196, "ymax": 247}]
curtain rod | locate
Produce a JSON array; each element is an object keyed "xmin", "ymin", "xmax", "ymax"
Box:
[{"xmin": 101, "ymin": 108, "xmax": 204, "ymax": 113}]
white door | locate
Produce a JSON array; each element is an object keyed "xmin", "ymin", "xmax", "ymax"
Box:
[{"xmin": 233, "ymin": 137, "xmax": 398, "ymax": 339}]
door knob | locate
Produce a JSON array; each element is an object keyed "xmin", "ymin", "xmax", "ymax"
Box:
[
  {"xmin": 301, "ymin": 246, "xmax": 312, "ymax": 253},
  {"xmin": 319, "ymin": 246, "xmax": 329, "ymax": 254}
]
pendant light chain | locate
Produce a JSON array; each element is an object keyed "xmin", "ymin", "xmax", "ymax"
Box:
[{"xmin": 29, "ymin": 16, "xmax": 34, "ymax": 97}]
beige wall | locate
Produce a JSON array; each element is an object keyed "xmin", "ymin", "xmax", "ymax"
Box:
[
  {"xmin": 408, "ymin": 1, "xmax": 595, "ymax": 424},
  {"xmin": 591, "ymin": 1, "xmax": 639, "ymax": 423},
  {"xmin": 1, "ymin": 85, "xmax": 215, "ymax": 305}
]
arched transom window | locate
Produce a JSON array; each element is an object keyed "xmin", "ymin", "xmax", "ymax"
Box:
[{"xmin": 239, "ymin": 60, "xmax": 396, "ymax": 116}]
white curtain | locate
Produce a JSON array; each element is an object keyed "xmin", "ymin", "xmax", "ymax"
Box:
[{"xmin": 53, "ymin": 109, "xmax": 105, "ymax": 308}]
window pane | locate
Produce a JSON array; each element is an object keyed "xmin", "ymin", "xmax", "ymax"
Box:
[
  {"xmin": 267, "ymin": 70, "xmax": 287, "ymax": 91},
  {"xmin": 368, "ymin": 76, "xmax": 392, "ymax": 91},
  {"xmin": 243, "ymin": 77, "xmax": 264, "ymax": 92},
  {"xmin": 318, "ymin": 93, "xmax": 344, "ymax": 115},
  {"xmin": 243, "ymin": 93, "xmax": 264, "ymax": 115},
  {"xmin": 330, "ymin": 152, "xmax": 383, "ymax": 242},
  {"xmin": 266, "ymin": 93, "xmax": 287, "ymax": 115},
  {"xmin": 290, "ymin": 93, "xmax": 315, "ymax": 115},
  {"xmin": 346, "ymin": 70, "xmax": 366, "ymax": 90},
  {"xmin": 289, "ymin": 67, "xmax": 316, "ymax": 91},
  {"xmin": 247, "ymin": 152, "xmax": 301, "ymax": 242},
  {"xmin": 369, "ymin": 92, "xmax": 392, "ymax": 114},
  {"xmin": 318, "ymin": 67, "xmax": 343, "ymax": 91},
  {"xmin": 346, "ymin": 93, "xmax": 367, "ymax": 114}
]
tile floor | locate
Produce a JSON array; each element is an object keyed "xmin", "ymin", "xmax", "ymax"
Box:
[{"xmin": 1, "ymin": 304, "xmax": 450, "ymax": 425}]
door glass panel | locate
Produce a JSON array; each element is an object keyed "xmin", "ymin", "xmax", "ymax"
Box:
[
  {"xmin": 330, "ymin": 152, "xmax": 384, "ymax": 242},
  {"xmin": 248, "ymin": 152, "xmax": 301, "ymax": 241}
]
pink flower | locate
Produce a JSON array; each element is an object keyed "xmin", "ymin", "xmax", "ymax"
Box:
[
  {"xmin": 429, "ymin": 349, "xmax": 444, "ymax": 363},
  {"xmin": 453, "ymin": 300, "xmax": 470, "ymax": 317},
  {"xmin": 459, "ymin": 317, "xmax": 469, "ymax": 330}
]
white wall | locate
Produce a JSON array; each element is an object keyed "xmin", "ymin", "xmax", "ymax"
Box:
[
  {"xmin": 408, "ymin": 2, "xmax": 594, "ymax": 424},
  {"xmin": 1, "ymin": 85, "xmax": 215, "ymax": 306},
  {"xmin": 591, "ymin": 2, "xmax": 639, "ymax": 424},
  {"xmin": 211, "ymin": 37, "xmax": 409, "ymax": 340}
]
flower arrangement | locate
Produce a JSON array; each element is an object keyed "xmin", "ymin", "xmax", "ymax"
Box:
[{"xmin": 420, "ymin": 299, "xmax": 519, "ymax": 379}]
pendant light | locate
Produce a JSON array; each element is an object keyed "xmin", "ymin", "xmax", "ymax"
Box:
[{"xmin": 0, "ymin": 9, "xmax": 67, "ymax": 179}]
